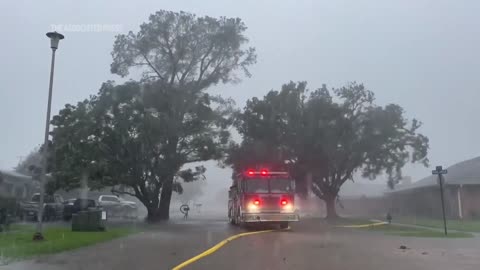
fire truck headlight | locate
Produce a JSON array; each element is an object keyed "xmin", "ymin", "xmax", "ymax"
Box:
[
  {"xmin": 282, "ymin": 203, "xmax": 293, "ymax": 212},
  {"xmin": 247, "ymin": 203, "xmax": 259, "ymax": 212}
]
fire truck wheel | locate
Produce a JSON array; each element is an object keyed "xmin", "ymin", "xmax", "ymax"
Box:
[
  {"xmin": 279, "ymin": 222, "xmax": 289, "ymax": 229},
  {"xmin": 228, "ymin": 208, "xmax": 235, "ymax": 225},
  {"xmin": 234, "ymin": 209, "xmax": 242, "ymax": 226}
]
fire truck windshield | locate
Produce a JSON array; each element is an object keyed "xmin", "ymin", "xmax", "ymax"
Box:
[
  {"xmin": 244, "ymin": 178, "xmax": 293, "ymax": 193},
  {"xmin": 245, "ymin": 179, "xmax": 269, "ymax": 193},
  {"xmin": 269, "ymin": 178, "xmax": 293, "ymax": 193}
]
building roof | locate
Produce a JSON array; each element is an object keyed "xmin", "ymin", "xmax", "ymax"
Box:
[
  {"xmin": 389, "ymin": 156, "xmax": 480, "ymax": 193},
  {"xmin": 0, "ymin": 169, "xmax": 32, "ymax": 184}
]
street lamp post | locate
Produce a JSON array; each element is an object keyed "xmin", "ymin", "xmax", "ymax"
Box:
[{"xmin": 33, "ymin": 32, "xmax": 64, "ymax": 241}]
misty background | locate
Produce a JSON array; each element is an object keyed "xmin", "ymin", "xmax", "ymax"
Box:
[{"xmin": 1, "ymin": 0, "xmax": 479, "ymax": 206}]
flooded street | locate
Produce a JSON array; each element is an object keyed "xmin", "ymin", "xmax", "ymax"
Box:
[{"xmin": 3, "ymin": 217, "xmax": 479, "ymax": 270}]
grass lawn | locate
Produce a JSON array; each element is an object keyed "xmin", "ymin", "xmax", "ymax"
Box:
[
  {"xmin": 0, "ymin": 224, "xmax": 133, "ymax": 260},
  {"xmin": 326, "ymin": 217, "xmax": 374, "ymax": 226},
  {"xmin": 362, "ymin": 224, "xmax": 474, "ymax": 238},
  {"xmin": 392, "ymin": 217, "xmax": 480, "ymax": 233}
]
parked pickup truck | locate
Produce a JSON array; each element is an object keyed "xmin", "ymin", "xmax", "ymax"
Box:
[
  {"xmin": 20, "ymin": 193, "xmax": 64, "ymax": 221},
  {"xmin": 98, "ymin": 195, "xmax": 137, "ymax": 218},
  {"xmin": 63, "ymin": 198, "xmax": 102, "ymax": 221}
]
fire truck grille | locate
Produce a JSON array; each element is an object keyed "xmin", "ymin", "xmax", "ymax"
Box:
[{"xmin": 261, "ymin": 197, "xmax": 282, "ymax": 211}]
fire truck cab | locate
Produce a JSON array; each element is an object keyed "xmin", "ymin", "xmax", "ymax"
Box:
[{"xmin": 228, "ymin": 169, "xmax": 299, "ymax": 229}]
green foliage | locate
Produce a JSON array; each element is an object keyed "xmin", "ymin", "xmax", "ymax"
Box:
[
  {"xmin": 111, "ymin": 10, "xmax": 256, "ymax": 87},
  {"xmin": 227, "ymin": 82, "xmax": 307, "ymax": 172},
  {"xmin": 50, "ymin": 81, "xmax": 233, "ymax": 219},
  {"xmin": 228, "ymin": 81, "xmax": 429, "ymax": 217},
  {"xmin": 15, "ymin": 144, "xmax": 54, "ymax": 181},
  {"xmin": 362, "ymin": 224, "xmax": 473, "ymax": 238},
  {"xmin": 15, "ymin": 148, "xmax": 42, "ymax": 176},
  {"xmin": 393, "ymin": 217, "xmax": 480, "ymax": 232},
  {"xmin": 0, "ymin": 225, "xmax": 132, "ymax": 259},
  {"xmin": 49, "ymin": 10, "xmax": 254, "ymax": 221}
]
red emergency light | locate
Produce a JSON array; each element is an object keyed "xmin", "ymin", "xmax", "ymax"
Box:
[
  {"xmin": 245, "ymin": 169, "xmax": 269, "ymax": 176},
  {"xmin": 253, "ymin": 199, "xmax": 260, "ymax": 205},
  {"xmin": 280, "ymin": 199, "xmax": 288, "ymax": 206},
  {"xmin": 244, "ymin": 169, "xmax": 289, "ymax": 177}
]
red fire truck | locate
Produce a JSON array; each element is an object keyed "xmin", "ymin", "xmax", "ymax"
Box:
[{"xmin": 228, "ymin": 169, "xmax": 299, "ymax": 229}]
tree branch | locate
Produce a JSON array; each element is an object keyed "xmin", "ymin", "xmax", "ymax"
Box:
[
  {"xmin": 131, "ymin": 62, "xmax": 151, "ymax": 67},
  {"xmin": 178, "ymin": 50, "xmax": 199, "ymax": 85},
  {"xmin": 311, "ymin": 182, "xmax": 325, "ymax": 200},
  {"xmin": 141, "ymin": 53, "xmax": 164, "ymax": 80},
  {"xmin": 197, "ymin": 55, "xmax": 218, "ymax": 84},
  {"xmin": 185, "ymin": 157, "xmax": 205, "ymax": 163},
  {"xmin": 179, "ymin": 147, "xmax": 196, "ymax": 158},
  {"xmin": 162, "ymin": 30, "xmax": 181, "ymax": 86},
  {"xmin": 203, "ymin": 56, "xmax": 226, "ymax": 83},
  {"xmin": 197, "ymin": 43, "xmax": 215, "ymax": 83}
]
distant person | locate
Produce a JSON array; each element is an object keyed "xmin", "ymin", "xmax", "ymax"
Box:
[{"xmin": 180, "ymin": 204, "xmax": 190, "ymax": 219}]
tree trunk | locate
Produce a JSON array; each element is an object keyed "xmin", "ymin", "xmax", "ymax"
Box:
[
  {"xmin": 143, "ymin": 195, "xmax": 162, "ymax": 222},
  {"xmin": 158, "ymin": 181, "xmax": 173, "ymax": 220},
  {"xmin": 325, "ymin": 194, "xmax": 339, "ymax": 220},
  {"xmin": 144, "ymin": 188, "xmax": 173, "ymax": 222},
  {"xmin": 293, "ymin": 170, "xmax": 308, "ymax": 199},
  {"xmin": 146, "ymin": 206, "xmax": 162, "ymax": 222}
]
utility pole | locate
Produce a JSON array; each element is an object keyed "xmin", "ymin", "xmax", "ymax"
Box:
[
  {"xmin": 432, "ymin": 165, "xmax": 448, "ymax": 236},
  {"xmin": 33, "ymin": 31, "xmax": 64, "ymax": 241}
]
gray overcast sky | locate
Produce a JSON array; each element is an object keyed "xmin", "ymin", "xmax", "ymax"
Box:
[{"xmin": 1, "ymin": 0, "xmax": 480, "ymax": 187}]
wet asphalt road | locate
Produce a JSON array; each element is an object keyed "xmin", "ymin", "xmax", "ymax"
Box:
[{"xmin": 3, "ymin": 216, "xmax": 480, "ymax": 270}]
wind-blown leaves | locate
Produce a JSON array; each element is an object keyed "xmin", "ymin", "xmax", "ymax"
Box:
[
  {"xmin": 228, "ymin": 81, "xmax": 429, "ymax": 218},
  {"xmin": 50, "ymin": 10, "xmax": 254, "ymax": 221},
  {"xmin": 50, "ymin": 81, "xmax": 234, "ymax": 220},
  {"xmin": 111, "ymin": 10, "xmax": 256, "ymax": 89}
]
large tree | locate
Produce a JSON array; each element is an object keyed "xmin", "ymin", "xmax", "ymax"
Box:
[
  {"xmin": 229, "ymin": 82, "xmax": 429, "ymax": 218},
  {"xmin": 50, "ymin": 10, "xmax": 255, "ymax": 221},
  {"xmin": 111, "ymin": 10, "xmax": 256, "ymax": 86},
  {"xmin": 50, "ymin": 81, "xmax": 234, "ymax": 220}
]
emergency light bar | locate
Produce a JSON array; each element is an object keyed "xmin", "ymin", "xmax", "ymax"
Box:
[{"xmin": 245, "ymin": 169, "xmax": 289, "ymax": 176}]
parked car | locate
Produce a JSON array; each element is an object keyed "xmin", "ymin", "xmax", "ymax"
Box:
[
  {"xmin": 63, "ymin": 198, "xmax": 101, "ymax": 221},
  {"xmin": 98, "ymin": 195, "xmax": 137, "ymax": 218},
  {"xmin": 20, "ymin": 193, "xmax": 64, "ymax": 221}
]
